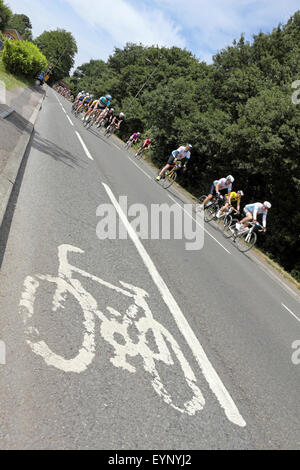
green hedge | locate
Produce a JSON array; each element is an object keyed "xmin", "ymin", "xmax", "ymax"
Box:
[{"xmin": 2, "ymin": 40, "xmax": 47, "ymax": 77}]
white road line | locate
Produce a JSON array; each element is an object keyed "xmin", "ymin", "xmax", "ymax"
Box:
[
  {"xmin": 126, "ymin": 155, "xmax": 153, "ymax": 181},
  {"xmin": 75, "ymin": 132, "xmax": 94, "ymax": 161},
  {"xmin": 102, "ymin": 182, "xmax": 246, "ymax": 428},
  {"xmin": 282, "ymin": 303, "xmax": 300, "ymax": 323},
  {"xmin": 67, "ymin": 115, "xmax": 74, "ymax": 126},
  {"xmin": 111, "ymin": 142, "xmax": 120, "ymax": 150},
  {"xmin": 168, "ymin": 195, "xmax": 231, "ymax": 255}
]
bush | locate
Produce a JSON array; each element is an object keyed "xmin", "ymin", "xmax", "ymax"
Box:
[{"xmin": 2, "ymin": 40, "xmax": 48, "ymax": 77}]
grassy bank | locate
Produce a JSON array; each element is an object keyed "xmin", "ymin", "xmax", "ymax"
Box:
[{"xmin": 0, "ymin": 57, "xmax": 34, "ymax": 90}]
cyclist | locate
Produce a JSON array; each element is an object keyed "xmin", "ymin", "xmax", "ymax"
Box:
[
  {"xmin": 85, "ymin": 96, "xmax": 99, "ymax": 118},
  {"xmin": 217, "ymin": 190, "xmax": 244, "ymax": 218},
  {"xmin": 126, "ymin": 132, "xmax": 141, "ymax": 146},
  {"xmin": 83, "ymin": 94, "xmax": 112, "ymax": 122},
  {"xmin": 201, "ymin": 175, "xmax": 234, "ymax": 209},
  {"xmin": 76, "ymin": 94, "xmax": 94, "ymax": 113},
  {"xmin": 235, "ymin": 201, "xmax": 271, "ymax": 233},
  {"xmin": 73, "ymin": 90, "xmax": 86, "ymax": 106},
  {"xmin": 109, "ymin": 112, "xmax": 125, "ymax": 131},
  {"xmin": 97, "ymin": 107, "xmax": 114, "ymax": 127},
  {"xmin": 156, "ymin": 144, "xmax": 192, "ymax": 181},
  {"xmin": 135, "ymin": 138, "xmax": 153, "ymax": 157}
]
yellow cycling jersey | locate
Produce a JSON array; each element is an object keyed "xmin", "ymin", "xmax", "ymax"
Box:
[{"xmin": 225, "ymin": 191, "xmax": 240, "ymax": 202}]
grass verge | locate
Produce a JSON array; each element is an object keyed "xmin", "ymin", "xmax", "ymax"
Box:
[{"xmin": 0, "ymin": 56, "xmax": 34, "ymax": 90}]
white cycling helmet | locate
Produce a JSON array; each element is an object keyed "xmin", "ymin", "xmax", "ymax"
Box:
[
  {"xmin": 263, "ymin": 201, "xmax": 271, "ymax": 209},
  {"xmin": 187, "ymin": 144, "xmax": 192, "ymax": 148},
  {"xmin": 120, "ymin": 112, "xmax": 125, "ymax": 117},
  {"xmin": 237, "ymin": 190, "xmax": 244, "ymax": 196},
  {"xmin": 226, "ymin": 175, "xmax": 234, "ymax": 183}
]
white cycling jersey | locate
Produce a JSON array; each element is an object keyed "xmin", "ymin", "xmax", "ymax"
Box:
[{"xmin": 244, "ymin": 203, "xmax": 268, "ymax": 228}]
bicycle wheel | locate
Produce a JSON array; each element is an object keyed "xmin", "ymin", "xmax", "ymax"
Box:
[
  {"xmin": 235, "ymin": 230, "xmax": 257, "ymax": 252},
  {"xmin": 223, "ymin": 218, "xmax": 239, "ymax": 238},
  {"xmin": 224, "ymin": 213, "xmax": 233, "ymax": 228},
  {"xmin": 204, "ymin": 203, "xmax": 218, "ymax": 222},
  {"xmin": 193, "ymin": 195, "xmax": 206, "ymax": 214},
  {"xmin": 162, "ymin": 170, "xmax": 177, "ymax": 189},
  {"xmin": 136, "ymin": 149, "xmax": 144, "ymax": 160}
]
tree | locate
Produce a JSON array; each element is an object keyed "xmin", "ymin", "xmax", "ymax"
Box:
[
  {"xmin": 7, "ymin": 13, "xmax": 33, "ymax": 40},
  {"xmin": 0, "ymin": 0, "xmax": 12, "ymax": 31},
  {"xmin": 35, "ymin": 29, "xmax": 77, "ymax": 83}
]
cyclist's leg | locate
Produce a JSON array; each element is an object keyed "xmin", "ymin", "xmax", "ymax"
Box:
[
  {"xmin": 202, "ymin": 185, "xmax": 215, "ymax": 207},
  {"xmin": 236, "ymin": 210, "xmax": 252, "ymax": 230},
  {"xmin": 159, "ymin": 156, "xmax": 174, "ymax": 176}
]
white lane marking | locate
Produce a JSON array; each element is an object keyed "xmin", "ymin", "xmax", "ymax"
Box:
[
  {"xmin": 75, "ymin": 131, "xmax": 94, "ymax": 161},
  {"xmin": 126, "ymin": 155, "xmax": 153, "ymax": 181},
  {"xmin": 282, "ymin": 303, "xmax": 300, "ymax": 323},
  {"xmin": 111, "ymin": 142, "xmax": 120, "ymax": 150},
  {"xmin": 168, "ymin": 195, "xmax": 231, "ymax": 255},
  {"xmin": 67, "ymin": 115, "xmax": 74, "ymax": 126},
  {"xmin": 102, "ymin": 182, "xmax": 246, "ymax": 427}
]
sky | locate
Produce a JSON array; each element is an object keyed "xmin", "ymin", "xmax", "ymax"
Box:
[{"xmin": 6, "ymin": 0, "xmax": 300, "ymax": 69}]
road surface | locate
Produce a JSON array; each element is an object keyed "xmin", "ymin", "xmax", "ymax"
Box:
[{"xmin": 0, "ymin": 86, "xmax": 299, "ymax": 449}]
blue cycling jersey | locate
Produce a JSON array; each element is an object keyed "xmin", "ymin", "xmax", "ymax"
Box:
[{"xmin": 98, "ymin": 96, "xmax": 110, "ymax": 108}]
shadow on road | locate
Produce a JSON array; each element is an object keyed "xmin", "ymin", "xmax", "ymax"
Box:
[{"xmin": 32, "ymin": 132, "xmax": 88, "ymax": 169}]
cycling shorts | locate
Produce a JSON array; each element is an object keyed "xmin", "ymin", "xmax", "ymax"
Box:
[
  {"xmin": 167, "ymin": 155, "xmax": 176, "ymax": 165},
  {"xmin": 209, "ymin": 185, "xmax": 228, "ymax": 197},
  {"xmin": 243, "ymin": 208, "xmax": 252, "ymax": 217}
]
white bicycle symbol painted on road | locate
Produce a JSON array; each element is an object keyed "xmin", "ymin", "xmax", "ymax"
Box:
[{"xmin": 20, "ymin": 244, "xmax": 205, "ymax": 416}]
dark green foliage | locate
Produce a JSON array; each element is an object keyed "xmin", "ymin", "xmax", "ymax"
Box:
[
  {"xmin": 2, "ymin": 39, "xmax": 48, "ymax": 77},
  {"xmin": 35, "ymin": 29, "xmax": 77, "ymax": 83},
  {"xmin": 0, "ymin": 0, "xmax": 12, "ymax": 31},
  {"xmin": 67, "ymin": 13, "xmax": 300, "ymax": 279},
  {"xmin": 7, "ymin": 13, "xmax": 33, "ymax": 41}
]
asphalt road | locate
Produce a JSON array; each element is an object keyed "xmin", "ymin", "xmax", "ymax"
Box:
[{"xmin": 0, "ymin": 86, "xmax": 299, "ymax": 450}]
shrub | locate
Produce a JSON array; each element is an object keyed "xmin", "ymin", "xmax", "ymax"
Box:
[{"xmin": 2, "ymin": 40, "xmax": 47, "ymax": 77}]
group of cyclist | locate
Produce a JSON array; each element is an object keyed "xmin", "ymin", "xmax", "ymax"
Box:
[
  {"xmin": 154, "ymin": 146, "xmax": 272, "ymax": 232},
  {"xmin": 57, "ymin": 86, "xmax": 272, "ymax": 233},
  {"xmin": 72, "ymin": 90, "xmax": 126, "ymax": 132},
  {"xmin": 55, "ymin": 84, "xmax": 74, "ymax": 102}
]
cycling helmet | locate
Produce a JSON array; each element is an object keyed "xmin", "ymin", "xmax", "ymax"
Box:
[
  {"xmin": 226, "ymin": 175, "xmax": 234, "ymax": 183},
  {"xmin": 119, "ymin": 112, "xmax": 125, "ymax": 118},
  {"xmin": 263, "ymin": 201, "xmax": 271, "ymax": 209},
  {"xmin": 187, "ymin": 144, "xmax": 192, "ymax": 148},
  {"xmin": 81, "ymin": 90, "xmax": 85, "ymax": 94},
  {"xmin": 106, "ymin": 94, "xmax": 112, "ymax": 100},
  {"xmin": 110, "ymin": 108, "xmax": 114, "ymax": 112},
  {"xmin": 237, "ymin": 190, "xmax": 244, "ymax": 196},
  {"xmin": 86, "ymin": 93, "xmax": 90, "ymax": 97},
  {"xmin": 137, "ymin": 132, "xmax": 141, "ymax": 135}
]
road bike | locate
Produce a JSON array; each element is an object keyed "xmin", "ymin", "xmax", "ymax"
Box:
[
  {"xmin": 19, "ymin": 244, "xmax": 205, "ymax": 416},
  {"xmin": 215, "ymin": 206, "xmax": 239, "ymax": 229},
  {"xmin": 84, "ymin": 112, "xmax": 98, "ymax": 129},
  {"xmin": 104, "ymin": 124, "xmax": 117, "ymax": 138},
  {"xmin": 203, "ymin": 195, "xmax": 225, "ymax": 222},
  {"xmin": 223, "ymin": 221, "xmax": 264, "ymax": 252},
  {"xmin": 134, "ymin": 148, "xmax": 147, "ymax": 160},
  {"xmin": 125, "ymin": 139, "xmax": 137, "ymax": 150},
  {"xmin": 157, "ymin": 162, "xmax": 183, "ymax": 189}
]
